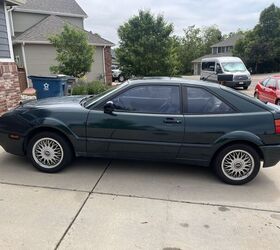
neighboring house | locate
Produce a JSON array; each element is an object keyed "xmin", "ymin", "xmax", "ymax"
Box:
[
  {"xmin": 0, "ymin": 0, "xmax": 24, "ymax": 115},
  {"xmin": 10, "ymin": 0, "xmax": 114, "ymax": 86},
  {"xmin": 192, "ymin": 34, "xmax": 243, "ymax": 75}
]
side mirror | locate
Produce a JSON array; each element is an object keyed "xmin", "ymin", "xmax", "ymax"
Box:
[{"xmin": 104, "ymin": 101, "xmax": 115, "ymax": 114}]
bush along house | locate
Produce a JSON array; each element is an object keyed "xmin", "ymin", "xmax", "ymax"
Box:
[{"xmin": 0, "ymin": 0, "xmax": 24, "ymax": 115}]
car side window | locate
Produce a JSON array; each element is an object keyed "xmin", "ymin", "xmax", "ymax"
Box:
[
  {"xmin": 111, "ymin": 85, "xmax": 180, "ymax": 114},
  {"xmin": 262, "ymin": 78, "xmax": 270, "ymax": 86},
  {"xmin": 184, "ymin": 87, "xmax": 235, "ymax": 114},
  {"xmin": 266, "ymin": 79, "xmax": 276, "ymax": 88}
]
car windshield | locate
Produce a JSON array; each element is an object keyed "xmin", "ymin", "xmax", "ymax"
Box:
[
  {"xmin": 222, "ymin": 62, "xmax": 247, "ymax": 72},
  {"xmin": 83, "ymin": 82, "xmax": 129, "ymax": 108}
]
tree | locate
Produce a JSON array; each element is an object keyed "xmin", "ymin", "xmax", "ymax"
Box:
[
  {"xmin": 49, "ymin": 25, "xmax": 95, "ymax": 78},
  {"xmin": 201, "ymin": 25, "xmax": 222, "ymax": 54},
  {"xmin": 234, "ymin": 4, "xmax": 280, "ymax": 73},
  {"xmin": 116, "ymin": 10, "xmax": 174, "ymax": 77},
  {"xmin": 177, "ymin": 25, "xmax": 222, "ymax": 74}
]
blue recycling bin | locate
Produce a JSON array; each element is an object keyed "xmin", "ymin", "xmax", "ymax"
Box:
[{"xmin": 28, "ymin": 75, "xmax": 68, "ymax": 99}]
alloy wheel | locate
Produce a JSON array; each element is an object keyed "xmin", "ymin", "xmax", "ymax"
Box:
[
  {"xmin": 32, "ymin": 138, "xmax": 64, "ymax": 169},
  {"xmin": 221, "ymin": 150, "xmax": 254, "ymax": 181}
]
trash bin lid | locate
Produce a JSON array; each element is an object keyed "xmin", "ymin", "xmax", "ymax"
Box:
[{"xmin": 28, "ymin": 75, "xmax": 71, "ymax": 80}]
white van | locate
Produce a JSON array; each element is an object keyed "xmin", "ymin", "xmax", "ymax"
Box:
[{"xmin": 200, "ymin": 57, "xmax": 251, "ymax": 89}]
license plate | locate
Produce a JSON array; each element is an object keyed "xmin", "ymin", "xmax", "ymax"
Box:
[{"xmin": 239, "ymin": 82, "xmax": 244, "ymax": 85}]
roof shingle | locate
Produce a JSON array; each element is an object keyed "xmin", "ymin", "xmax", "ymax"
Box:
[
  {"xmin": 13, "ymin": 15, "xmax": 114, "ymax": 47},
  {"xmin": 14, "ymin": 0, "xmax": 87, "ymax": 17},
  {"xmin": 211, "ymin": 34, "xmax": 243, "ymax": 48}
]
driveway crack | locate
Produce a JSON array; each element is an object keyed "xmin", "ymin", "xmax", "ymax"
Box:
[{"xmin": 54, "ymin": 160, "xmax": 112, "ymax": 250}]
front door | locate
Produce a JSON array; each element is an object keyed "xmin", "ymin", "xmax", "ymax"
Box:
[{"xmin": 86, "ymin": 84, "xmax": 184, "ymax": 160}]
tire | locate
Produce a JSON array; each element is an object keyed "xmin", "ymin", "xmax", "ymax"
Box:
[
  {"xmin": 118, "ymin": 74, "xmax": 125, "ymax": 82},
  {"xmin": 213, "ymin": 144, "xmax": 260, "ymax": 185},
  {"xmin": 27, "ymin": 132, "xmax": 73, "ymax": 173},
  {"xmin": 254, "ymin": 92, "xmax": 259, "ymax": 99},
  {"xmin": 243, "ymin": 86, "xmax": 248, "ymax": 90},
  {"xmin": 276, "ymin": 100, "xmax": 280, "ymax": 106}
]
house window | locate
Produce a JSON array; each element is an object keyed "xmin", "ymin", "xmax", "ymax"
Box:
[{"xmin": 0, "ymin": 1, "xmax": 11, "ymax": 59}]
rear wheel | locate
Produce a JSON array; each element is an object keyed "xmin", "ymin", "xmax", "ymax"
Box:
[
  {"xmin": 276, "ymin": 100, "xmax": 280, "ymax": 106},
  {"xmin": 27, "ymin": 132, "xmax": 73, "ymax": 173},
  {"xmin": 254, "ymin": 92, "xmax": 259, "ymax": 99},
  {"xmin": 213, "ymin": 144, "xmax": 260, "ymax": 185}
]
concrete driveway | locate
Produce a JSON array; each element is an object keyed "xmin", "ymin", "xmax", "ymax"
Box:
[{"xmin": 0, "ymin": 145, "xmax": 280, "ymax": 250}]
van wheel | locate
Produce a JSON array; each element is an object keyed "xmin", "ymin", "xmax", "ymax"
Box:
[
  {"xmin": 27, "ymin": 132, "xmax": 73, "ymax": 173},
  {"xmin": 213, "ymin": 144, "xmax": 260, "ymax": 185}
]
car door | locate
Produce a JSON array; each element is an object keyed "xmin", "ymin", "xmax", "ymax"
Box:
[
  {"xmin": 257, "ymin": 78, "xmax": 270, "ymax": 102},
  {"xmin": 86, "ymin": 84, "xmax": 185, "ymax": 160},
  {"xmin": 177, "ymin": 86, "xmax": 237, "ymax": 166},
  {"xmin": 264, "ymin": 78, "xmax": 277, "ymax": 104}
]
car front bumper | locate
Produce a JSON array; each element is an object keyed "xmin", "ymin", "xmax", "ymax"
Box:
[
  {"xmin": 260, "ymin": 145, "xmax": 280, "ymax": 168},
  {"xmin": 223, "ymin": 80, "xmax": 251, "ymax": 88}
]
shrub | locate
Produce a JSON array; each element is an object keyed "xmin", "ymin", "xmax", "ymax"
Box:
[{"xmin": 72, "ymin": 80, "xmax": 112, "ymax": 95}]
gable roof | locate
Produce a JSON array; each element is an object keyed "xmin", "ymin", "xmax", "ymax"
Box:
[
  {"xmin": 211, "ymin": 34, "xmax": 243, "ymax": 48},
  {"xmin": 14, "ymin": 0, "xmax": 87, "ymax": 18},
  {"xmin": 13, "ymin": 15, "xmax": 114, "ymax": 47}
]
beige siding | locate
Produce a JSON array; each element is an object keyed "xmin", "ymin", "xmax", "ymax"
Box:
[
  {"xmin": 12, "ymin": 12, "xmax": 84, "ymax": 34},
  {"xmin": 86, "ymin": 46, "xmax": 105, "ymax": 81},
  {"xmin": 60, "ymin": 16, "xmax": 84, "ymax": 28},
  {"xmin": 24, "ymin": 44, "xmax": 105, "ymax": 82},
  {"xmin": 13, "ymin": 12, "xmax": 47, "ymax": 33}
]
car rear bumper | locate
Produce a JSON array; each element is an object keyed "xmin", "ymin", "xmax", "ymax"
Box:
[
  {"xmin": 0, "ymin": 132, "xmax": 25, "ymax": 156},
  {"xmin": 260, "ymin": 145, "xmax": 280, "ymax": 168},
  {"xmin": 223, "ymin": 80, "xmax": 251, "ymax": 88}
]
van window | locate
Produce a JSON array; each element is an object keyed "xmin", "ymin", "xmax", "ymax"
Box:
[
  {"xmin": 202, "ymin": 61, "xmax": 215, "ymax": 71},
  {"xmin": 222, "ymin": 62, "xmax": 247, "ymax": 72}
]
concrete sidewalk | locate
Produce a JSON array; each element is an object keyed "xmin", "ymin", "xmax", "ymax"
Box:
[{"xmin": 0, "ymin": 152, "xmax": 280, "ymax": 249}]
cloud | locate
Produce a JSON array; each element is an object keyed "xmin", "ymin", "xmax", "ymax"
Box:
[{"xmin": 76, "ymin": 0, "xmax": 274, "ymax": 45}]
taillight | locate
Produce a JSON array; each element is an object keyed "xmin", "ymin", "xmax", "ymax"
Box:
[{"xmin": 275, "ymin": 120, "xmax": 280, "ymax": 134}]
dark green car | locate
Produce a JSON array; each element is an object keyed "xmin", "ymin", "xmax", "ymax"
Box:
[{"xmin": 1, "ymin": 78, "xmax": 280, "ymax": 185}]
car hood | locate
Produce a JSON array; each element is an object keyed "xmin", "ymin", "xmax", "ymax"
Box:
[{"xmin": 21, "ymin": 96, "xmax": 86, "ymax": 108}]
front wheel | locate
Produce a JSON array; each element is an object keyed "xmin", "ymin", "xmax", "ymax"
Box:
[
  {"xmin": 27, "ymin": 132, "xmax": 73, "ymax": 173},
  {"xmin": 213, "ymin": 144, "xmax": 260, "ymax": 185}
]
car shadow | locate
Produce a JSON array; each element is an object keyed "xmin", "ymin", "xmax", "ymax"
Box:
[{"xmin": 0, "ymin": 153, "xmax": 279, "ymax": 210}]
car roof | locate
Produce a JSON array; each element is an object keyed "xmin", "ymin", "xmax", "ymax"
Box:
[
  {"xmin": 201, "ymin": 57, "xmax": 242, "ymax": 63},
  {"xmin": 127, "ymin": 77, "xmax": 221, "ymax": 89}
]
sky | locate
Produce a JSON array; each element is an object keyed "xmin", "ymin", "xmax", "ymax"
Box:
[{"xmin": 76, "ymin": 0, "xmax": 275, "ymax": 46}]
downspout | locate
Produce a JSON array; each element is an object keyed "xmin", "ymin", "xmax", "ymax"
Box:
[
  {"xmin": 103, "ymin": 46, "xmax": 107, "ymax": 84},
  {"xmin": 21, "ymin": 42, "xmax": 29, "ymax": 87},
  {"xmin": 7, "ymin": 6, "xmax": 15, "ymax": 37}
]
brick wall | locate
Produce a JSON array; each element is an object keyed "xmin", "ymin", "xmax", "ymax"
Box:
[
  {"xmin": 0, "ymin": 62, "xmax": 21, "ymax": 115},
  {"xmin": 104, "ymin": 46, "xmax": 112, "ymax": 85}
]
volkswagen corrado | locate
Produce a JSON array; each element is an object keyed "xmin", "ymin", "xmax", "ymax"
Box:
[{"xmin": 1, "ymin": 78, "xmax": 280, "ymax": 185}]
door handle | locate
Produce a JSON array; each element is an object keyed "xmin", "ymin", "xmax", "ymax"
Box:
[{"xmin": 163, "ymin": 118, "xmax": 182, "ymax": 124}]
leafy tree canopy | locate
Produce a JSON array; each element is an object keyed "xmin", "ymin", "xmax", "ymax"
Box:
[
  {"xmin": 116, "ymin": 10, "xmax": 174, "ymax": 77},
  {"xmin": 49, "ymin": 25, "xmax": 95, "ymax": 78}
]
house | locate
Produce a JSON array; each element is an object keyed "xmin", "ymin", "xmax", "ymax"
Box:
[
  {"xmin": 192, "ymin": 34, "xmax": 243, "ymax": 75},
  {"xmin": 0, "ymin": 0, "xmax": 24, "ymax": 115},
  {"xmin": 10, "ymin": 0, "xmax": 114, "ymax": 86}
]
